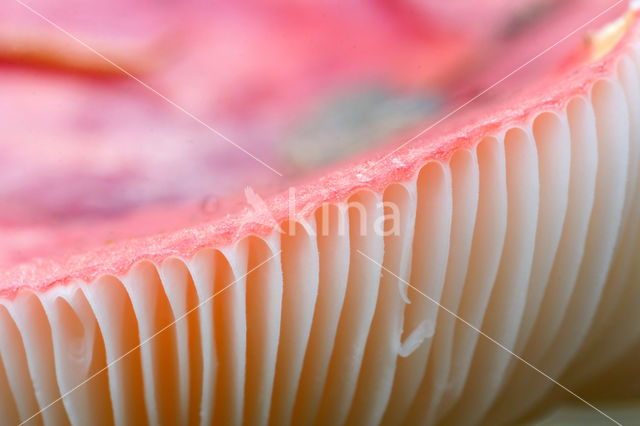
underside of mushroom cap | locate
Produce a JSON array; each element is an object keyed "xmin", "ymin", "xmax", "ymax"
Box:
[{"xmin": 2, "ymin": 2, "xmax": 640, "ymax": 426}]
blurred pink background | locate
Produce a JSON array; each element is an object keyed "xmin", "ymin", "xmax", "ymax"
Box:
[{"xmin": 0, "ymin": 0, "xmax": 627, "ymax": 267}]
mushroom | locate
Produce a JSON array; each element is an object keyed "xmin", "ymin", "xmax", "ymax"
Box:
[{"xmin": 1, "ymin": 1, "xmax": 640, "ymax": 425}]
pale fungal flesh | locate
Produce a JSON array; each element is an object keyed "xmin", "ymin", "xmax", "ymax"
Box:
[{"xmin": 4, "ymin": 45, "xmax": 640, "ymax": 426}]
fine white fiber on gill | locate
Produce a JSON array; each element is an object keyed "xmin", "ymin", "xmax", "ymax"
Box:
[
  {"xmin": 405, "ymin": 148, "xmax": 479, "ymax": 426},
  {"xmin": 434, "ymin": 134, "xmax": 509, "ymax": 421},
  {"xmin": 346, "ymin": 183, "xmax": 418, "ymax": 426},
  {"xmin": 5, "ymin": 51, "xmax": 640, "ymax": 426},
  {"xmin": 381, "ymin": 161, "xmax": 452, "ymax": 426}
]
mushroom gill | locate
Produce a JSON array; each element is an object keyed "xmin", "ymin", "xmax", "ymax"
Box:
[{"xmin": 3, "ymin": 2, "xmax": 640, "ymax": 426}]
